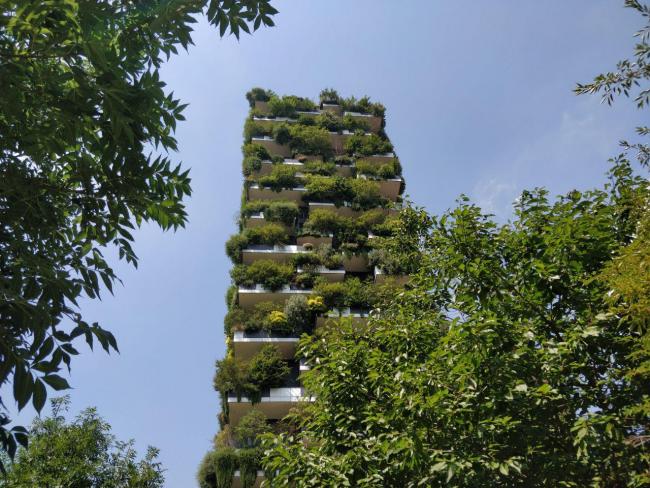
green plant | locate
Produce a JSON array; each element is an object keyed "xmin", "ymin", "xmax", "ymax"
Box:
[
  {"xmin": 242, "ymin": 200, "xmax": 299, "ymax": 226},
  {"xmin": 238, "ymin": 448, "xmax": 261, "ymax": 488},
  {"xmin": 242, "ymin": 156, "xmax": 263, "ymax": 176},
  {"xmin": 197, "ymin": 450, "xmax": 218, "ymax": 488},
  {"xmin": 315, "ymin": 111, "xmax": 343, "ymax": 132},
  {"xmin": 288, "ymin": 125, "xmax": 333, "ymax": 158},
  {"xmin": 268, "ymin": 95, "xmax": 317, "ymax": 118},
  {"xmin": 225, "ymin": 224, "xmax": 290, "ymax": 263},
  {"xmin": 258, "ymin": 165, "xmax": 300, "ymax": 190},
  {"xmin": 243, "ymin": 142, "xmax": 271, "ymax": 159},
  {"xmin": 243, "ymin": 118, "xmax": 269, "ymax": 142},
  {"xmin": 233, "ymin": 410, "xmax": 270, "ymax": 447},
  {"xmin": 303, "ymin": 209, "xmax": 349, "ymax": 235},
  {"xmin": 304, "ymin": 176, "xmax": 353, "ymax": 203},
  {"xmin": 230, "ymin": 260, "xmax": 294, "ymax": 291},
  {"xmin": 272, "ymin": 123, "xmax": 292, "ymax": 144},
  {"xmin": 313, "ymin": 277, "xmax": 373, "ymax": 309},
  {"xmin": 214, "ymin": 448, "xmax": 237, "ymax": 488},
  {"xmin": 341, "ymin": 114, "xmax": 370, "ymax": 132},
  {"xmin": 247, "ymin": 345, "xmax": 290, "ymax": 392},
  {"xmin": 213, "ymin": 357, "xmax": 252, "ymax": 401},
  {"xmin": 349, "ymin": 178, "xmax": 384, "ymax": 209},
  {"xmin": 284, "ymin": 295, "xmax": 314, "ymax": 333},
  {"xmin": 319, "ymin": 88, "xmax": 340, "ymax": 104},
  {"xmin": 344, "ymin": 131, "xmax": 393, "ymax": 156},
  {"xmin": 246, "ymin": 87, "xmax": 274, "ymax": 107},
  {"xmin": 355, "ymin": 159, "xmax": 401, "ymax": 179},
  {"xmin": 303, "ymin": 160, "xmax": 337, "ymax": 175},
  {"xmin": 340, "ymin": 95, "xmax": 386, "ymax": 118}
]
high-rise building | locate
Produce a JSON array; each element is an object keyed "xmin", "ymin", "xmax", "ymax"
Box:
[{"xmin": 206, "ymin": 88, "xmax": 407, "ymax": 487}]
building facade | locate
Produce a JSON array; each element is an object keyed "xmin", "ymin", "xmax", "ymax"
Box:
[{"xmin": 205, "ymin": 88, "xmax": 407, "ymax": 487}]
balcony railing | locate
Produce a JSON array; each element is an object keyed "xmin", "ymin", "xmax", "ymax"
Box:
[
  {"xmin": 233, "ymin": 330, "xmax": 299, "ymax": 360},
  {"xmin": 247, "ymin": 184, "xmax": 306, "ymax": 202},
  {"xmin": 227, "ymin": 387, "xmax": 311, "ymax": 425},
  {"xmin": 238, "ymin": 285, "xmax": 312, "ymax": 309},
  {"xmin": 251, "ymin": 137, "xmax": 291, "ymax": 158}
]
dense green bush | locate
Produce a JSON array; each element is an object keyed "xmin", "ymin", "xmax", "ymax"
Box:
[
  {"xmin": 355, "ymin": 158, "xmax": 401, "ymax": 179},
  {"xmin": 302, "ymin": 160, "xmax": 336, "ymax": 176},
  {"xmin": 197, "ymin": 450, "xmax": 219, "ymax": 488},
  {"xmin": 304, "ymin": 175, "xmax": 384, "ymax": 209},
  {"xmin": 242, "ymin": 142, "xmax": 270, "ymax": 160},
  {"xmin": 245, "ymin": 87, "xmax": 274, "ymax": 107},
  {"xmin": 319, "ymin": 88, "xmax": 340, "ymax": 105},
  {"xmin": 288, "ymin": 125, "xmax": 333, "ymax": 158},
  {"xmin": 225, "ymin": 224, "xmax": 289, "ymax": 263},
  {"xmin": 238, "ymin": 448, "xmax": 260, "ymax": 488},
  {"xmin": 243, "ymin": 118, "xmax": 269, "ymax": 142},
  {"xmin": 230, "ymin": 260, "xmax": 294, "ymax": 290},
  {"xmin": 284, "ymin": 295, "xmax": 314, "ymax": 332},
  {"xmin": 268, "ymin": 95, "xmax": 317, "ymax": 117},
  {"xmin": 349, "ymin": 178, "xmax": 384, "ymax": 209},
  {"xmin": 197, "ymin": 447, "xmax": 260, "ymax": 488},
  {"xmin": 314, "ymin": 111, "xmax": 343, "ymax": 132},
  {"xmin": 241, "ymin": 200, "xmax": 299, "ymax": 226},
  {"xmin": 233, "ymin": 410, "xmax": 270, "ymax": 447},
  {"xmin": 340, "ymin": 95, "xmax": 386, "ymax": 118},
  {"xmin": 313, "ymin": 277, "xmax": 376, "ymax": 309},
  {"xmin": 272, "ymin": 123, "xmax": 291, "ymax": 144},
  {"xmin": 242, "ymin": 156, "xmax": 263, "ymax": 176},
  {"xmin": 247, "ymin": 345, "xmax": 291, "ymax": 392},
  {"xmin": 303, "ymin": 208, "xmax": 389, "ymax": 239},
  {"xmin": 257, "ymin": 165, "xmax": 300, "ymax": 190},
  {"xmin": 213, "ymin": 356, "xmax": 252, "ymax": 401},
  {"xmin": 344, "ymin": 131, "xmax": 393, "ymax": 156}
]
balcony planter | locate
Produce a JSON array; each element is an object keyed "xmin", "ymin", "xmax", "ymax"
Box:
[
  {"xmin": 321, "ymin": 103, "xmax": 342, "ymax": 116},
  {"xmin": 252, "ymin": 116, "xmax": 296, "ymax": 130},
  {"xmin": 227, "ymin": 387, "xmax": 310, "ymax": 425},
  {"xmin": 316, "ymin": 307, "xmax": 370, "ymax": 328},
  {"xmin": 328, "ymin": 130, "xmax": 354, "ymax": 155},
  {"xmin": 233, "ymin": 330, "xmax": 299, "ymax": 360},
  {"xmin": 308, "ymin": 202, "xmax": 360, "ymax": 218},
  {"xmin": 344, "ymin": 111, "xmax": 382, "ymax": 132},
  {"xmin": 242, "ymin": 244, "xmax": 308, "ymax": 265},
  {"xmin": 297, "ymin": 265, "xmax": 345, "ymax": 283},
  {"xmin": 247, "ymin": 184, "xmax": 306, "ymax": 202},
  {"xmin": 359, "ymin": 152, "xmax": 396, "ymax": 164},
  {"xmin": 251, "ymin": 137, "xmax": 291, "ymax": 158},
  {"xmin": 357, "ymin": 174, "xmax": 403, "ymax": 201},
  {"xmin": 374, "ymin": 266, "xmax": 410, "ymax": 285},
  {"xmin": 296, "ymin": 234, "xmax": 333, "ymax": 247},
  {"xmin": 254, "ymin": 159, "xmax": 303, "ymax": 176},
  {"xmin": 238, "ymin": 285, "xmax": 312, "ymax": 309}
]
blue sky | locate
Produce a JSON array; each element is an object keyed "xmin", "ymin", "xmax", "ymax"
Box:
[{"xmin": 6, "ymin": 1, "xmax": 647, "ymax": 486}]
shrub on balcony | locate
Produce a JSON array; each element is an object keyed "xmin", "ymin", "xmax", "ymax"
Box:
[
  {"xmin": 303, "ymin": 209, "xmax": 348, "ymax": 235},
  {"xmin": 340, "ymin": 95, "xmax": 386, "ymax": 118},
  {"xmin": 315, "ymin": 111, "xmax": 343, "ymax": 132},
  {"xmin": 238, "ymin": 448, "xmax": 261, "ymax": 488},
  {"xmin": 234, "ymin": 410, "xmax": 270, "ymax": 448},
  {"xmin": 226, "ymin": 224, "xmax": 289, "ymax": 263},
  {"xmin": 243, "ymin": 141, "xmax": 271, "ymax": 160},
  {"xmin": 213, "ymin": 356, "xmax": 252, "ymax": 401},
  {"xmin": 247, "ymin": 344, "xmax": 291, "ymax": 392},
  {"xmin": 230, "ymin": 260, "xmax": 294, "ymax": 291},
  {"xmin": 304, "ymin": 176, "xmax": 352, "ymax": 203},
  {"xmin": 241, "ymin": 201, "xmax": 299, "ymax": 226},
  {"xmin": 245, "ymin": 87, "xmax": 274, "ymax": 107},
  {"xmin": 288, "ymin": 125, "xmax": 333, "ymax": 158},
  {"xmin": 272, "ymin": 123, "xmax": 291, "ymax": 144},
  {"xmin": 319, "ymin": 88, "xmax": 340, "ymax": 105},
  {"xmin": 334, "ymin": 155, "xmax": 355, "ymax": 166},
  {"xmin": 257, "ymin": 165, "xmax": 300, "ymax": 191},
  {"xmin": 242, "ymin": 156, "xmax": 263, "ymax": 176},
  {"xmin": 284, "ymin": 295, "xmax": 314, "ymax": 332},
  {"xmin": 344, "ymin": 131, "xmax": 393, "ymax": 156},
  {"xmin": 302, "ymin": 160, "xmax": 336, "ymax": 176},
  {"xmin": 292, "ymin": 271, "xmax": 316, "ymax": 289},
  {"xmin": 313, "ymin": 277, "xmax": 373, "ymax": 309},
  {"xmin": 243, "ymin": 118, "xmax": 270, "ymax": 142},
  {"xmin": 355, "ymin": 159, "xmax": 401, "ymax": 179},
  {"xmin": 268, "ymin": 95, "xmax": 316, "ymax": 118}
]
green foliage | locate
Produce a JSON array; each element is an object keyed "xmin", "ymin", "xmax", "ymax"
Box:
[
  {"xmin": 262, "ymin": 157, "xmax": 650, "ymax": 485},
  {"xmin": 242, "ymin": 156, "xmax": 263, "ymax": 176},
  {"xmin": 238, "ymin": 448, "xmax": 260, "ymax": 488},
  {"xmin": 304, "ymin": 176, "xmax": 385, "ymax": 210},
  {"xmin": 213, "ymin": 357, "xmax": 252, "ymax": 401},
  {"xmin": 225, "ymin": 224, "xmax": 289, "ymax": 263},
  {"xmin": 315, "ymin": 111, "xmax": 343, "ymax": 132},
  {"xmin": 284, "ymin": 295, "xmax": 314, "ymax": 333},
  {"xmin": 272, "ymin": 123, "xmax": 292, "ymax": 144},
  {"xmin": 257, "ymin": 165, "xmax": 300, "ymax": 190},
  {"xmin": 1, "ymin": 397, "xmax": 164, "ymax": 487},
  {"xmin": 241, "ymin": 200, "xmax": 299, "ymax": 226},
  {"xmin": 243, "ymin": 118, "xmax": 269, "ymax": 142},
  {"xmin": 303, "ymin": 208, "xmax": 388, "ymax": 244},
  {"xmin": 267, "ymin": 95, "xmax": 317, "ymax": 117},
  {"xmin": 197, "ymin": 448, "xmax": 260, "ymax": 488},
  {"xmin": 344, "ymin": 131, "xmax": 394, "ymax": 156},
  {"xmin": 319, "ymin": 88, "xmax": 340, "ymax": 104},
  {"xmin": 0, "ymin": 0, "xmax": 278, "ymax": 462},
  {"xmin": 247, "ymin": 345, "xmax": 291, "ymax": 393},
  {"xmin": 214, "ymin": 448, "xmax": 237, "ymax": 488},
  {"xmin": 303, "ymin": 160, "xmax": 337, "ymax": 175},
  {"xmin": 313, "ymin": 277, "xmax": 375, "ymax": 309},
  {"xmin": 230, "ymin": 260, "xmax": 294, "ymax": 291},
  {"xmin": 233, "ymin": 410, "xmax": 270, "ymax": 448},
  {"xmin": 356, "ymin": 158, "xmax": 402, "ymax": 178},
  {"xmin": 245, "ymin": 88, "xmax": 275, "ymax": 107},
  {"xmin": 340, "ymin": 95, "xmax": 386, "ymax": 118},
  {"xmin": 243, "ymin": 142, "xmax": 271, "ymax": 160},
  {"xmin": 288, "ymin": 125, "xmax": 333, "ymax": 158}
]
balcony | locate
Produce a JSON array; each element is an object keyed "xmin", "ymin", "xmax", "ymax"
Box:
[
  {"xmin": 358, "ymin": 152, "xmax": 396, "ymax": 164},
  {"xmin": 255, "ymin": 159, "xmax": 303, "ymax": 176},
  {"xmin": 252, "ymin": 116, "xmax": 296, "ymax": 130},
  {"xmin": 297, "ymin": 265, "xmax": 345, "ymax": 282},
  {"xmin": 251, "ymin": 137, "xmax": 291, "ymax": 158},
  {"xmin": 233, "ymin": 471, "xmax": 264, "ymax": 488},
  {"xmin": 329, "ymin": 130, "xmax": 354, "ymax": 155},
  {"xmin": 342, "ymin": 253, "xmax": 369, "ymax": 272},
  {"xmin": 228, "ymin": 387, "xmax": 309, "ymax": 425},
  {"xmin": 308, "ymin": 202, "xmax": 360, "ymax": 218},
  {"xmin": 321, "ymin": 103, "xmax": 342, "ymax": 116},
  {"xmin": 374, "ymin": 266, "xmax": 410, "ymax": 285},
  {"xmin": 344, "ymin": 111, "xmax": 382, "ymax": 133},
  {"xmin": 238, "ymin": 285, "xmax": 312, "ymax": 309},
  {"xmin": 247, "ymin": 184, "xmax": 305, "ymax": 202},
  {"xmin": 356, "ymin": 174, "xmax": 403, "ymax": 201},
  {"xmin": 297, "ymin": 234, "xmax": 333, "ymax": 247},
  {"xmin": 316, "ymin": 307, "xmax": 370, "ymax": 328},
  {"xmin": 233, "ymin": 330, "xmax": 298, "ymax": 360},
  {"xmin": 242, "ymin": 244, "xmax": 308, "ymax": 265}
]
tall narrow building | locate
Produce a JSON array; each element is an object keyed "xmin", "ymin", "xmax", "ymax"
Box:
[{"xmin": 204, "ymin": 89, "xmax": 408, "ymax": 487}]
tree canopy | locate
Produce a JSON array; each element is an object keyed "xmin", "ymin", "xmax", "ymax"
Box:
[
  {"xmin": 0, "ymin": 396, "xmax": 164, "ymax": 487},
  {"xmin": 0, "ymin": 0, "xmax": 277, "ymax": 467}
]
